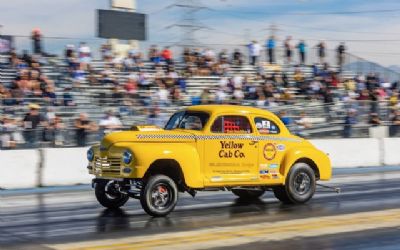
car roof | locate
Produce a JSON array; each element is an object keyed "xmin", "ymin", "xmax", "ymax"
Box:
[{"xmin": 185, "ymin": 105, "xmax": 277, "ymax": 117}]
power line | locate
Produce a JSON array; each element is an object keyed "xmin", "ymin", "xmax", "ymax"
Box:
[
  {"xmin": 213, "ymin": 8, "xmax": 400, "ymax": 16},
  {"xmin": 165, "ymin": 0, "xmax": 210, "ymax": 47},
  {"xmin": 277, "ymin": 23, "xmax": 400, "ymax": 36}
]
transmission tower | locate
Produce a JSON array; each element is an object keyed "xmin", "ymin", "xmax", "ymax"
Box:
[{"xmin": 166, "ymin": 0, "xmax": 209, "ymax": 47}]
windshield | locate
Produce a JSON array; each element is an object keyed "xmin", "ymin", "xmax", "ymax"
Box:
[{"xmin": 165, "ymin": 111, "xmax": 210, "ymax": 131}]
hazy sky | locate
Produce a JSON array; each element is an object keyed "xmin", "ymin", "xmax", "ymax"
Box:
[{"xmin": 1, "ymin": 0, "xmax": 399, "ymax": 66}]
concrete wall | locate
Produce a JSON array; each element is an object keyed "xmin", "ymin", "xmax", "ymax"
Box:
[
  {"xmin": 0, "ymin": 147, "xmax": 91, "ymax": 189},
  {"xmin": 1, "ymin": 138, "xmax": 399, "ymax": 189},
  {"xmin": 311, "ymin": 139, "xmax": 381, "ymax": 168}
]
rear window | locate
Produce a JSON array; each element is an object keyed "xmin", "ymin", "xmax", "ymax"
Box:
[{"xmin": 211, "ymin": 115, "xmax": 252, "ymax": 134}]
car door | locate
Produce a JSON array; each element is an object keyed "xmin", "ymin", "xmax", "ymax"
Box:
[
  {"xmin": 203, "ymin": 115, "xmax": 259, "ymax": 185},
  {"xmin": 253, "ymin": 116, "xmax": 287, "ymax": 182}
]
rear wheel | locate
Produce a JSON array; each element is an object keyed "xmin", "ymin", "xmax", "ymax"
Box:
[
  {"xmin": 273, "ymin": 162, "xmax": 316, "ymax": 204},
  {"xmin": 232, "ymin": 189, "xmax": 265, "ymax": 200},
  {"xmin": 95, "ymin": 180, "xmax": 129, "ymax": 209},
  {"xmin": 140, "ymin": 175, "xmax": 178, "ymax": 217}
]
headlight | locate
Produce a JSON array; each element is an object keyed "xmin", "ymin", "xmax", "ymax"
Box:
[
  {"xmin": 87, "ymin": 148, "xmax": 94, "ymax": 162},
  {"xmin": 122, "ymin": 150, "xmax": 133, "ymax": 165}
]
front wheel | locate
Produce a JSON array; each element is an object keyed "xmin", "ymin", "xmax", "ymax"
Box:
[
  {"xmin": 95, "ymin": 180, "xmax": 129, "ymax": 209},
  {"xmin": 273, "ymin": 162, "xmax": 316, "ymax": 204},
  {"xmin": 140, "ymin": 175, "xmax": 178, "ymax": 217},
  {"xmin": 232, "ymin": 189, "xmax": 265, "ymax": 200}
]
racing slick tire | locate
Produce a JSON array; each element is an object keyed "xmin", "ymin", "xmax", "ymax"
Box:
[
  {"xmin": 273, "ymin": 162, "xmax": 316, "ymax": 204},
  {"xmin": 140, "ymin": 175, "xmax": 178, "ymax": 217},
  {"xmin": 232, "ymin": 189, "xmax": 265, "ymax": 200},
  {"xmin": 95, "ymin": 180, "xmax": 129, "ymax": 209}
]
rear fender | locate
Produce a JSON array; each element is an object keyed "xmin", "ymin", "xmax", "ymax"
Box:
[{"xmin": 281, "ymin": 147, "xmax": 332, "ymax": 182}]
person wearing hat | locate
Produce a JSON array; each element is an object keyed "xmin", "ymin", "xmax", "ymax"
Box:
[{"xmin": 23, "ymin": 103, "xmax": 46, "ymax": 147}]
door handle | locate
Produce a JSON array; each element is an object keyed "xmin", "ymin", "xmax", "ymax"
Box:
[{"xmin": 249, "ymin": 140, "xmax": 258, "ymax": 145}]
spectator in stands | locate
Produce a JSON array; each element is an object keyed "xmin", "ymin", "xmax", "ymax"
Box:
[
  {"xmin": 266, "ymin": 36, "xmax": 276, "ymax": 64},
  {"xmin": 75, "ymin": 113, "xmax": 97, "ymax": 147},
  {"xmin": 154, "ymin": 83, "xmax": 170, "ymax": 106},
  {"xmin": 278, "ymin": 110, "xmax": 292, "ymax": 126},
  {"xmin": 389, "ymin": 109, "xmax": 400, "ymax": 137},
  {"xmin": 124, "ymin": 74, "xmax": 138, "ymax": 97},
  {"xmin": 337, "ymin": 42, "xmax": 346, "ymax": 70},
  {"xmin": 294, "ymin": 111, "xmax": 312, "ymax": 137},
  {"xmin": 0, "ymin": 115, "xmax": 19, "ymax": 149},
  {"xmin": 284, "ymin": 36, "xmax": 293, "ymax": 65},
  {"xmin": 99, "ymin": 110, "xmax": 122, "ymax": 135},
  {"xmin": 343, "ymin": 109, "xmax": 357, "ymax": 138},
  {"xmin": 219, "ymin": 49, "xmax": 229, "ymax": 64},
  {"xmin": 321, "ymin": 87, "xmax": 334, "ymax": 120},
  {"xmin": 62, "ymin": 87, "xmax": 75, "ymax": 106},
  {"xmin": 100, "ymin": 43, "xmax": 113, "ymax": 62},
  {"xmin": 200, "ymin": 88, "xmax": 212, "ymax": 104},
  {"xmin": 111, "ymin": 86, "xmax": 124, "ymax": 105},
  {"xmin": 317, "ymin": 41, "xmax": 326, "ymax": 64},
  {"xmin": 161, "ymin": 46, "xmax": 173, "ymax": 65},
  {"xmin": 248, "ymin": 40, "xmax": 261, "ymax": 66},
  {"xmin": 389, "ymin": 89, "xmax": 399, "ymax": 109},
  {"xmin": 296, "ymin": 40, "xmax": 307, "ymax": 65},
  {"xmin": 368, "ymin": 113, "xmax": 382, "ymax": 127},
  {"xmin": 133, "ymin": 52, "xmax": 145, "ymax": 71},
  {"xmin": 78, "ymin": 42, "xmax": 92, "ymax": 70},
  {"xmin": 31, "ymin": 28, "xmax": 42, "ymax": 55},
  {"xmin": 232, "ymin": 49, "xmax": 243, "ymax": 66},
  {"xmin": 146, "ymin": 106, "xmax": 167, "ymax": 128},
  {"xmin": 215, "ymin": 88, "xmax": 228, "ymax": 104},
  {"xmin": 43, "ymin": 115, "xmax": 64, "ymax": 146},
  {"xmin": 148, "ymin": 45, "xmax": 161, "ymax": 64},
  {"xmin": 43, "ymin": 85, "xmax": 57, "ymax": 106},
  {"xmin": 369, "ymin": 88, "xmax": 380, "ymax": 114},
  {"xmin": 23, "ymin": 103, "xmax": 46, "ymax": 147}
]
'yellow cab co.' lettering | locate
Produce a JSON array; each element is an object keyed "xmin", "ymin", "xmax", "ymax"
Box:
[{"xmin": 219, "ymin": 141, "xmax": 245, "ymax": 158}]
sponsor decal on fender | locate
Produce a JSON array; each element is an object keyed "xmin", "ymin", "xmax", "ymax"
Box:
[
  {"xmin": 269, "ymin": 164, "xmax": 279, "ymax": 169},
  {"xmin": 276, "ymin": 144, "xmax": 286, "ymax": 151},
  {"xmin": 263, "ymin": 143, "xmax": 276, "ymax": 160}
]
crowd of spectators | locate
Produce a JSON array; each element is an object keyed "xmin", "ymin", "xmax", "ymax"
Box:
[{"xmin": 1, "ymin": 32, "xmax": 400, "ymax": 149}]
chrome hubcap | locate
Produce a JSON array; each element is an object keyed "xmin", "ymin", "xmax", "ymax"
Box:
[
  {"xmin": 293, "ymin": 172, "xmax": 311, "ymax": 195},
  {"xmin": 151, "ymin": 184, "xmax": 171, "ymax": 209}
]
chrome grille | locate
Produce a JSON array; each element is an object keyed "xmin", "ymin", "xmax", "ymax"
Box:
[{"xmin": 95, "ymin": 157, "xmax": 121, "ymax": 174}]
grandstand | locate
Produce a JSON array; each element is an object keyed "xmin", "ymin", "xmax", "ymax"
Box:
[{"xmin": 0, "ymin": 45, "xmax": 399, "ymax": 149}]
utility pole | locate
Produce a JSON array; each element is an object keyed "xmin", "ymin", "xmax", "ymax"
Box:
[{"xmin": 166, "ymin": 0, "xmax": 209, "ymax": 48}]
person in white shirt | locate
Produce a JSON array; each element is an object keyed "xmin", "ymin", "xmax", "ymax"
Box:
[
  {"xmin": 155, "ymin": 84, "xmax": 170, "ymax": 106},
  {"xmin": 215, "ymin": 88, "xmax": 227, "ymax": 104},
  {"xmin": 248, "ymin": 40, "xmax": 261, "ymax": 66},
  {"xmin": 99, "ymin": 110, "xmax": 122, "ymax": 135},
  {"xmin": 78, "ymin": 42, "xmax": 91, "ymax": 70}
]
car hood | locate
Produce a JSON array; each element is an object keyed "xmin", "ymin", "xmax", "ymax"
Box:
[{"xmin": 100, "ymin": 129, "xmax": 196, "ymax": 150}]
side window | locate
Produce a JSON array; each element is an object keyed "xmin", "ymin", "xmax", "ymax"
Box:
[
  {"xmin": 211, "ymin": 116, "xmax": 252, "ymax": 134},
  {"xmin": 254, "ymin": 117, "xmax": 280, "ymax": 134}
]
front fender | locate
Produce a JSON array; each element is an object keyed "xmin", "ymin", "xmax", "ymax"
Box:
[
  {"xmin": 281, "ymin": 146, "xmax": 332, "ymax": 181},
  {"xmin": 127, "ymin": 143, "xmax": 204, "ymax": 188}
]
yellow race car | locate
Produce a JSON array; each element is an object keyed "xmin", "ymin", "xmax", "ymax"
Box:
[{"xmin": 87, "ymin": 105, "xmax": 331, "ymax": 216}]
